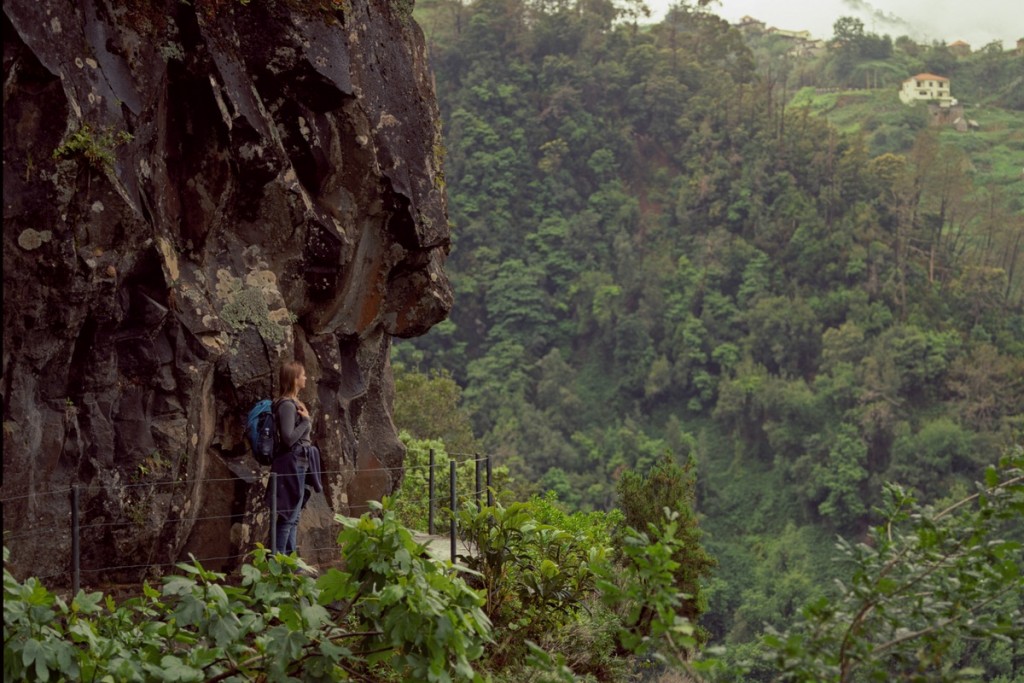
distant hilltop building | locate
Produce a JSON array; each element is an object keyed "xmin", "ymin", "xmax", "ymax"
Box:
[
  {"xmin": 736, "ymin": 15, "xmax": 766, "ymax": 33},
  {"xmin": 767, "ymin": 27, "xmax": 812, "ymax": 40},
  {"xmin": 898, "ymin": 72, "xmax": 972, "ymax": 131},
  {"xmin": 732, "ymin": 16, "xmax": 824, "ymax": 57},
  {"xmin": 899, "ymin": 73, "xmax": 956, "ymax": 106},
  {"xmin": 948, "ymin": 40, "xmax": 971, "ymax": 57}
]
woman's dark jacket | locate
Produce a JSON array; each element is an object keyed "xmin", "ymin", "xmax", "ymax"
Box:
[{"xmin": 266, "ymin": 398, "xmax": 323, "ymax": 515}]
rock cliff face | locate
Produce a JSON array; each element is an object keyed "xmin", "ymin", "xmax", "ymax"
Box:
[{"xmin": 2, "ymin": 0, "xmax": 452, "ymax": 582}]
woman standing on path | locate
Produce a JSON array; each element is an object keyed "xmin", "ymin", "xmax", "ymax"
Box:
[{"xmin": 268, "ymin": 360, "xmax": 323, "ymax": 556}]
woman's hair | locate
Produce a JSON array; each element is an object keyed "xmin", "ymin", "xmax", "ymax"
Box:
[{"xmin": 279, "ymin": 361, "xmax": 305, "ymax": 397}]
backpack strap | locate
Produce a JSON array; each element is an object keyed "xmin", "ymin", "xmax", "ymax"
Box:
[
  {"xmin": 272, "ymin": 398, "xmax": 297, "ymax": 415},
  {"xmin": 272, "ymin": 398, "xmax": 299, "ymax": 453}
]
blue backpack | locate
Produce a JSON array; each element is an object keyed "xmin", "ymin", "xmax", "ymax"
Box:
[{"xmin": 246, "ymin": 399, "xmax": 280, "ymax": 466}]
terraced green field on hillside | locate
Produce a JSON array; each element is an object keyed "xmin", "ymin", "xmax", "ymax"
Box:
[{"xmin": 789, "ymin": 87, "xmax": 1024, "ymax": 207}]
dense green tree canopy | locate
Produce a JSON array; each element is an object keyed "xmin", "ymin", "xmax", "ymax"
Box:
[{"xmin": 398, "ymin": 0, "xmax": 1024, "ymax": 669}]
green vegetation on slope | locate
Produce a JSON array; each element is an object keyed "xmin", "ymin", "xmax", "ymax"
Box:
[
  {"xmin": 787, "ymin": 87, "xmax": 1024, "ymax": 205},
  {"xmin": 397, "ymin": 0, "xmax": 1024, "ymax": 675}
]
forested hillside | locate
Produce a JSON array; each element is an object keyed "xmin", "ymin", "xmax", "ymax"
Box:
[{"xmin": 399, "ymin": 0, "xmax": 1024, "ymax": 655}]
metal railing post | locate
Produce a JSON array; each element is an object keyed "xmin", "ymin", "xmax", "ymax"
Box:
[
  {"xmin": 71, "ymin": 485, "xmax": 80, "ymax": 594},
  {"xmin": 475, "ymin": 453, "xmax": 482, "ymax": 511},
  {"xmin": 486, "ymin": 454, "xmax": 493, "ymax": 507},
  {"xmin": 449, "ymin": 460, "xmax": 457, "ymax": 564},
  {"xmin": 270, "ymin": 473, "xmax": 278, "ymax": 554},
  {"xmin": 428, "ymin": 448, "xmax": 436, "ymax": 536}
]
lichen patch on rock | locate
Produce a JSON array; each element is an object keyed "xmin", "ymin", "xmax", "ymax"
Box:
[{"xmin": 17, "ymin": 228, "xmax": 52, "ymax": 250}]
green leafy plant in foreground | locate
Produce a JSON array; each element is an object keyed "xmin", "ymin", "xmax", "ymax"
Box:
[
  {"xmin": 9, "ymin": 452, "xmax": 1018, "ymax": 682},
  {"xmin": 453, "ymin": 496, "xmax": 702, "ymax": 680},
  {"xmin": 617, "ymin": 453, "xmax": 716, "ymax": 646},
  {"xmin": 455, "ymin": 500, "xmax": 604, "ymax": 644},
  {"xmin": 324, "ymin": 502, "xmax": 492, "ymax": 681},
  {"xmin": 763, "ymin": 448, "xmax": 1024, "ymax": 682},
  {"xmin": 595, "ymin": 509, "xmax": 701, "ymax": 671},
  {"xmin": 3, "ymin": 467, "xmax": 696, "ymax": 682},
  {"xmin": 4, "ymin": 502, "xmax": 492, "ymax": 682}
]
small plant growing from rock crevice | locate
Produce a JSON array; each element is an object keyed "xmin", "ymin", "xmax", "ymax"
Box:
[
  {"xmin": 392, "ymin": 0, "xmax": 414, "ymax": 18},
  {"xmin": 52, "ymin": 123, "xmax": 133, "ymax": 170}
]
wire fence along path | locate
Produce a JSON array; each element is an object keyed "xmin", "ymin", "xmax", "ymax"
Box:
[{"xmin": 1, "ymin": 451, "xmax": 496, "ymax": 593}]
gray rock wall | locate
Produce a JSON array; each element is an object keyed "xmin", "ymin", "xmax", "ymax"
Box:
[{"xmin": 2, "ymin": 0, "xmax": 451, "ymax": 581}]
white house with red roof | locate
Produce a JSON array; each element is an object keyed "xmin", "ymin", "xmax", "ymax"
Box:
[{"xmin": 899, "ymin": 73, "xmax": 956, "ymax": 106}]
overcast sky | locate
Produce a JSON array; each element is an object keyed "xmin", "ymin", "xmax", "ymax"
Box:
[{"xmin": 644, "ymin": 0, "xmax": 1022, "ymax": 50}]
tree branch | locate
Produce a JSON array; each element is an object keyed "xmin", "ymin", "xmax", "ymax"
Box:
[{"xmin": 871, "ymin": 581, "xmax": 1020, "ymax": 657}]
